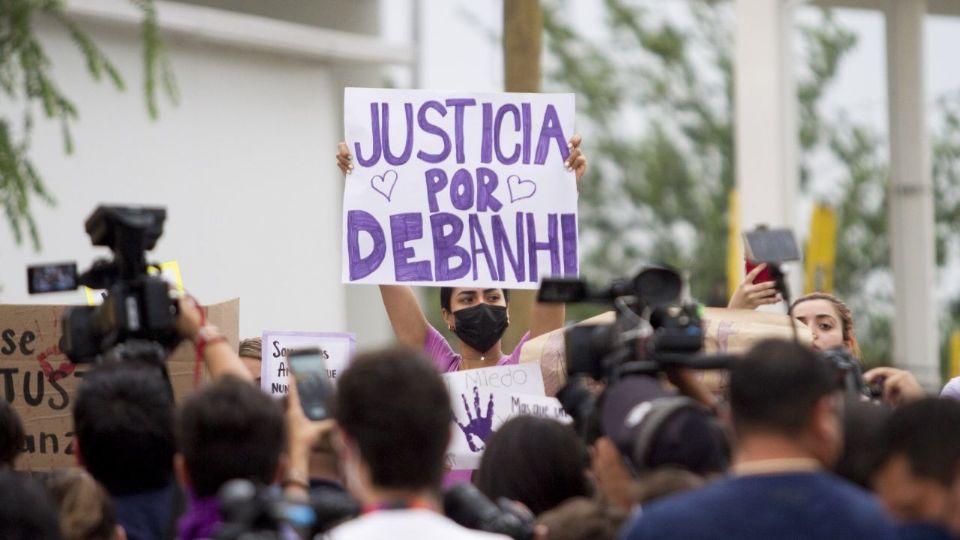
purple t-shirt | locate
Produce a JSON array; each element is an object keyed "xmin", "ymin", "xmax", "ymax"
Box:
[{"xmin": 423, "ymin": 325, "xmax": 531, "ymax": 373}]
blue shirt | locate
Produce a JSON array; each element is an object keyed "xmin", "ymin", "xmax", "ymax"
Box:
[
  {"xmin": 113, "ymin": 483, "xmax": 179, "ymax": 540},
  {"xmin": 619, "ymin": 471, "xmax": 897, "ymax": 540}
]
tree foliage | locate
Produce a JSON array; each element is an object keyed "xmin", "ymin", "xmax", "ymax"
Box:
[
  {"xmin": 0, "ymin": 0, "xmax": 176, "ymax": 249},
  {"xmin": 542, "ymin": 0, "xmax": 960, "ymax": 367}
]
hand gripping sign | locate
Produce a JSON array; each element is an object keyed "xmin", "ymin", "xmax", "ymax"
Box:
[{"xmin": 342, "ymin": 88, "xmax": 579, "ymax": 289}]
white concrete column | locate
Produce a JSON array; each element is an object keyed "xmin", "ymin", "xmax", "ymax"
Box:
[
  {"xmin": 734, "ymin": 0, "xmax": 803, "ymax": 299},
  {"xmin": 885, "ymin": 0, "xmax": 939, "ymax": 387}
]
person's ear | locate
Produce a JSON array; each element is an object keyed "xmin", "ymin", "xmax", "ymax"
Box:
[
  {"xmin": 113, "ymin": 524, "xmax": 127, "ymax": 540},
  {"xmin": 442, "ymin": 308, "xmax": 455, "ymax": 331},
  {"xmin": 174, "ymin": 453, "xmax": 191, "ymax": 491}
]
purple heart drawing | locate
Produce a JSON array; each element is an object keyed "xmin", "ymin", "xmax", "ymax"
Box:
[
  {"xmin": 370, "ymin": 170, "xmax": 398, "ymax": 202},
  {"xmin": 507, "ymin": 175, "xmax": 537, "ymax": 203}
]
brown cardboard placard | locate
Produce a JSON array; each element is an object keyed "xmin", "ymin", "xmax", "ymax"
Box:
[
  {"xmin": 519, "ymin": 308, "xmax": 812, "ymax": 396},
  {"xmin": 0, "ymin": 298, "xmax": 239, "ymax": 471}
]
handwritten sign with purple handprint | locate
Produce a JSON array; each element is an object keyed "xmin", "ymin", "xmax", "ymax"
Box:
[{"xmin": 442, "ymin": 363, "xmax": 545, "ymax": 470}]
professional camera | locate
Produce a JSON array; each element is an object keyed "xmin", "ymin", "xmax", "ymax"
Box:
[
  {"xmin": 820, "ymin": 347, "xmax": 880, "ymax": 400},
  {"xmin": 60, "ymin": 205, "xmax": 180, "ymax": 364},
  {"xmin": 216, "ymin": 479, "xmax": 360, "ymax": 540},
  {"xmin": 444, "ymin": 483, "xmax": 536, "ymax": 540},
  {"xmin": 539, "ymin": 266, "xmax": 729, "ymax": 382},
  {"xmin": 540, "ymin": 267, "xmax": 734, "ymax": 444}
]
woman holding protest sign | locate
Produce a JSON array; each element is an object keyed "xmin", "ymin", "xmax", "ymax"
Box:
[{"xmin": 336, "ymin": 135, "xmax": 586, "ymax": 373}]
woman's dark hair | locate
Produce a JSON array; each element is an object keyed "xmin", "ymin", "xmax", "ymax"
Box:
[
  {"xmin": 0, "ymin": 471, "xmax": 62, "ymax": 540},
  {"xmin": 475, "ymin": 416, "xmax": 592, "ymax": 515},
  {"xmin": 0, "ymin": 400, "xmax": 25, "ymax": 467},
  {"xmin": 440, "ymin": 287, "xmax": 510, "ymax": 312}
]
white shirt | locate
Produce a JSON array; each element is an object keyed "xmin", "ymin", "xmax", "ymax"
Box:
[{"xmin": 327, "ymin": 508, "xmax": 510, "ymax": 540}]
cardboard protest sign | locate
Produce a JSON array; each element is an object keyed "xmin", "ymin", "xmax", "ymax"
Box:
[
  {"xmin": 342, "ymin": 87, "xmax": 578, "ymax": 289},
  {"xmin": 519, "ymin": 307, "xmax": 813, "ymax": 395},
  {"xmin": 260, "ymin": 331, "xmax": 356, "ymax": 396},
  {"xmin": 1, "ymin": 298, "xmax": 239, "ymax": 471},
  {"xmin": 507, "ymin": 393, "xmax": 571, "ymax": 424},
  {"xmin": 442, "ymin": 363, "xmax": 545, "ymax": 470}
]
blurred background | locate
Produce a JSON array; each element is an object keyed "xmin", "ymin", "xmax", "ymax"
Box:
[{"xmin": 2, "ymin": 0, "xmax": 958, "ymax": 385}]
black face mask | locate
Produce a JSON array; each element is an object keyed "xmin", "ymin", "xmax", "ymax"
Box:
[{"xmin": 452, "ymin": 304, "xmax": 509, "ymax": 354}]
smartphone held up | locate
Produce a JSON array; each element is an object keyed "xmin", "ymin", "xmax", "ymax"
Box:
[{"xmin": 288, "ymin": 347, "xmax": 336, "ymax": 421}]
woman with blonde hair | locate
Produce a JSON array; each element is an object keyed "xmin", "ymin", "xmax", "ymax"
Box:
[{"xmin": 46, "ymin": 469, "xmax": 126, "ymax": 540}]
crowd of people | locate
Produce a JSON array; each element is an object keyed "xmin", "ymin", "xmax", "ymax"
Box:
[{"xmin": 2, "ymin": 137, "xmax": 960, "ymax": 540}]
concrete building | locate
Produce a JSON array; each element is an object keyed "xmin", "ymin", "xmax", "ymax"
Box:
[{"xmin": 0, "ymin": 0, "xmax": 410, "ymax": 346}]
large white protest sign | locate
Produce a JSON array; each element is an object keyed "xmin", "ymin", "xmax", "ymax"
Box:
[
  {"xmin": 442, "ymin": 363, "xmax": 545, "ymax": 470},
  {"xmin": 260, "ymin": 331, "xmax": 355, "ymax": 396},
  {"xmin": 342, "ymin": 88, "xmax": 578, "ymax": 290}
]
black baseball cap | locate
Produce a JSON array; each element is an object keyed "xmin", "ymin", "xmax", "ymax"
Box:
[{"xmin": 600, "ymin": 377, "xmax": 730, "ymax": 476}]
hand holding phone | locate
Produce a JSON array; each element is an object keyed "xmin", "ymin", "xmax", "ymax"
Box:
[
  {"xmin": 745, "ymin": 259, "xmax": 774, "ymax": 285},
  {"xmin": 728, "ymin": 262, "xmax": 781, "ymax": 310},
  {"xmin": 288, "ymin": 347, "xmax": 335, "ymax": 420}
]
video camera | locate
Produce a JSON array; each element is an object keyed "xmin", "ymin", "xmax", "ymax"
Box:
[
  {"xmin": 444, "ymin": 483, "xmax": 536, "ymax": 540},
  {"xmin": 57, "ymin": 205, "xmax": 180, "ymax": 364},
  {"xmin": 539, "ymin": 266, "xmax": 729, "ymax": 383},
  {"xmin": 216, "ymin": 479, "xmax": 360, "ymax": 540}
]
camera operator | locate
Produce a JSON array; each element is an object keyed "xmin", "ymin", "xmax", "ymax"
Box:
[
  {"xmin": 588, "ymin": 376, "xmax": 729, "ymax": 512},
  {"xmin": 327, "ymin": 346, "xmax": 508, "ymax": 539},
  {"xmin": 620, "ymin": 339, "xmax": 897, "ymax": 540},
  {"xmin": 71, "ymin": 296, "xmax": 253, "ymax": 540},
  {"xmin": 872, "ymin": 398, "xmax": 960, "ymax": 539}
]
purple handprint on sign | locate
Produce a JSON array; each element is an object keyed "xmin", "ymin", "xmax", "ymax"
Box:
[{"xmin": 456, "ymin": 386, "xmax": 495, "ymax": 452}]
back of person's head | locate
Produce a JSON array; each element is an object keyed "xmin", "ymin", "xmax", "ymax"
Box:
[
  {"xmin": 475, "ymin": 416, "xmax": 591, "ymax": 515},
  {"xmin": 730, "ymin": 339, "xmax": 839, "ymax": 438},
  {"xmin": 537, "ymin": 497, "xmax": 627, "ymax": 540},
  {"xmin": 336, "ymin": 346, "xmax": 450, "ymax": 491},
  {"xmin": 0, "ymin": 399, "xmax": 25, "ymax": 468},
  {"xmin": 0, "ymin": 470, "xmax": 63, "ymax": 540},
  {"xmin": 834, "ymin": 399, "xmax": 891, "ymax": 488},
  {"xmin": 875, "ymin": 398, "xmax": 960, "ymax": 487},
  {"xmin": 45, "ymin": 468, "xmax": 120, "ymax": 540},
  {"xmin": 872, "ymin": 398, "xmax": 960, "ymax": 526},
  {"xmin": 600, "ymin": 377, "xmax": 730, "ymax": 477},
  {"xmin": 178, "ymin": 375, "xmax": 285, "ymax": 497},
  {"xmin": 73, "ymin": 361, "xmax": 175, "ymax": 495},
  {"xmin": 238, "ymin": 337, "xmax": 262, "ymax": 359}
]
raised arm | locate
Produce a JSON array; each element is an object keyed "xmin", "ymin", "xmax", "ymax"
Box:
[
  {"xmin": 530, "ymin": 135, "xmax": 587, "ymax": 339},
  {"xmin": 379, "ymin": 285, "xmax": 431, "ymax": 349},
  {"xmin": 177, "ymin": 296, "xmax": 253, "ymax": 382}
]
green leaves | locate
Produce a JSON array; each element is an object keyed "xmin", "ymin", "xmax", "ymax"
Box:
[{"xmin": 0, "ymin": 0, "xmax": 177, "ymax": 250}]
